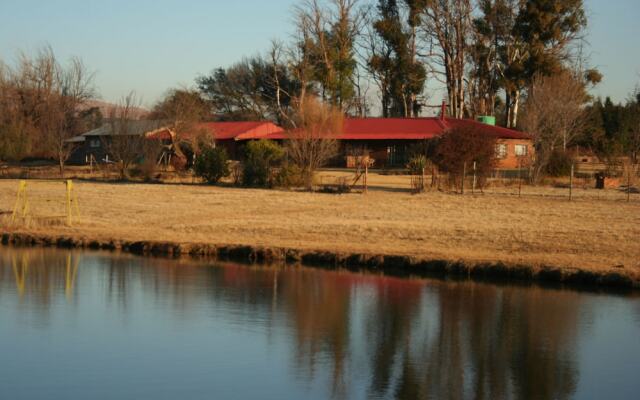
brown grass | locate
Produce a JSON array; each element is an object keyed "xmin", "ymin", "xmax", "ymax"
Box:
[{"xmin": 0, "ymin": 174, "xmax": 639, "ymax": 273}]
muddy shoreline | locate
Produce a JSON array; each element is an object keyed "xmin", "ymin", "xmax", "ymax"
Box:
[{"xmin": 2, "ymin": 231, "xmax": 638, "ymax": 291}]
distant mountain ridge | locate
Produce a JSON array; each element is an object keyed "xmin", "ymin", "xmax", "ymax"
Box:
[{"xmin": 81, "ymin": 99, "xmax": 149, "ymax": 120}]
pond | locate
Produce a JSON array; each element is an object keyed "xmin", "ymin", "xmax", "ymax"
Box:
[{"xmin": 0, "ymin": 248, "xmax": 639, "ymax": 400}]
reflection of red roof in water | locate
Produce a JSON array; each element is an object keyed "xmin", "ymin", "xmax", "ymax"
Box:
[{"xmin": 221, "ymin": 263, "xmax": 425, "ymax": 300}]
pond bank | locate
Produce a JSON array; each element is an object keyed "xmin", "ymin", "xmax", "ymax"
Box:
[{"xmin": 2, "ymin": 231, "xmax": 638, "ymax": 291}]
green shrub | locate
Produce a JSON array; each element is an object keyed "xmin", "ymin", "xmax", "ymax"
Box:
[
  {"xmin": 273, "ymin": 163, "xmax": 304, "ymax": 188},
  {"xmin": 194, "ymin": 145, "xmax": 230, "ymax": 184},
  {"xmin": 545, "ymin": 149, "xmax": 573, "ymax": 177},
  {"xmin": 406, "ymin": 154, "xmax": 428, "ymax": 175},
  {"xmin": 242, "ymin": 140, "xmax": 285, "ymax": 187}
]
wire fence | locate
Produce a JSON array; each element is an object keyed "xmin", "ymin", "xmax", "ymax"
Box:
[{"xmin": 2, "ymin": 163, "xmax": 639, "ymax": 203}]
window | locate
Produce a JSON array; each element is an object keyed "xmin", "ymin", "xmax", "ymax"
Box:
[
  {"xmin": 515, "ymin": 144, "xmax": 528, "ymax": 156},
  {"xmin": 90, "ymin": 139, "xmax": 101, "ymax": 148},
  {"xmin": 495, "ymin": 144, "xmax": 507, "ymax": 159}
]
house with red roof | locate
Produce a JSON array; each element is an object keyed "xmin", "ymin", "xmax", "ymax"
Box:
[
  {"xmin": 148, "ymin": 121, "xmax": 284, "ymax": 161},
  {"xmin": 149, "ymin": 116, "xmax": 532, "ymax": 170},
  {"xmin": 233, "ymin": 116, "xmax": 533, "ymax": 170}
]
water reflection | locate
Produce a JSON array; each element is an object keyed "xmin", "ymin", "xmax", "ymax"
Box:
[
  {"xmin": 0, "ymin": 248, "xmax": 638, "ymax": 400},
  {"xmin": 2, "ymin": 249, "xmax": 79, "ymax": 303}
]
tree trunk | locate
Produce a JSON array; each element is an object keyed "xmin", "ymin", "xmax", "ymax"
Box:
[
  {"xmin": 506, "ymin": 90, "xmax": 521, "ymax": 128},
  {"xmin": 505, "ymin": 92, "xmax": 512, "ymax": 127},
  {"xmin": 511, "ymin": 91, "xmax": 520, "ymax": 128}
]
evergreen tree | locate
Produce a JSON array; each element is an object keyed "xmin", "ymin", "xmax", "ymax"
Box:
[
  {"xmin": 369, "ymin": 0, "xmax": 426, "ymax": 117},
  {"xmin": 471, "ymin": 0, "xmax": 587, "ymax": 127},
  {"xmin": 197, "ymin": 56, "xmax": 300, "ymax": 123},
  {"xmin": 294, "ymin": 0, "xmax": 363, "ymax": 112}
]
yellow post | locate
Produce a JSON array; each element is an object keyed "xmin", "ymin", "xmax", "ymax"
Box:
[
  {"xmin": 11, "ymin": 180, "xmax": 28, "ymax": 223},
  {"xmin": 66, "ymin": 180, "xmax": 80, "ymax": 226}
]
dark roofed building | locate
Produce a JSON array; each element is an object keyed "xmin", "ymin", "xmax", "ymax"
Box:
[{"xmin": 67, "ymin": 120, "xmax": 164, "ymax": 165}]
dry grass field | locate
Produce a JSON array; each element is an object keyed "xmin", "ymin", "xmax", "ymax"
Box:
[{"xmin": 1, "ymin": 173, "xmax": 639, "ymax": 273}]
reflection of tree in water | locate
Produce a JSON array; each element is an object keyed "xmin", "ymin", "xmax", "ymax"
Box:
[
  {"xmin": 280, "ymin": 269, "xmax": 353, "ymax": 399},
  {"xmin": 269, "ymin": 271, "xmax": 583, "ymax": 400},
  {"xmin": 103, "ymin": 257, "xmax": 283, "ymax": 318},
  {"xmin": 386, "ymin": 282, "xmax": 582, "ymax": 400},
  {"xmin": 0, "ymin": 250, "xmax": 588, "ymax": 399},
  {"xmin": 363, "ymin": 278, "xmax": 425, "ymax": 399}
]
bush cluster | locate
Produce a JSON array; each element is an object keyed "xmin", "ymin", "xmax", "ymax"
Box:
[
  {"xmin": 434, "ymin": 126, "xmax": 497, "ymax": 189},
  {"xmin": 545, "ymin": 149, "xmax": 573, "ymax": 177},
  {"xmin": 194, "ymin": 145, "xmax": 230, "ymax": 184},
  {"xmin": 242, "ymin": 140, "xmax": 285, "ymax": 187}
]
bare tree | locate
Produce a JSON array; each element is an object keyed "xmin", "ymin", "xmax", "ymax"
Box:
[
  {"xmin": 421, "ymin": 0, "xmax": 473, "ymax": 119},
  {"xmin": 149, "ymin": 87, "xmax": 210, "ymax": 164},
  {"xmin": 520, "ymin": 71, "xmax": 589, "ymax": 183},
  {"xmin": 0, "ymin": 46, "xmax": 95, "ymax": 174},
  {"xmin": 0, "ymin": 60, "xmax": 37, "ymax": 161},
  {"xmin": 50, "ymin": 56, "xmax": 95, "ymax": 176},
  {"xmin": 106, "ymin": 92, "xmax": 157, "ymax": 180},
  {"xmin": 287, "ymin": 95, "xmax": 342, "ymax": 189}
]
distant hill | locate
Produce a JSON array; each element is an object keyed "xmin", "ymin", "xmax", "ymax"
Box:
[{"xmin": 81, "ymin": 100, "xmax": 150, "ymax": 120}]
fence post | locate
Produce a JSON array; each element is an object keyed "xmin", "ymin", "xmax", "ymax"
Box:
[
  {"xmin": 569, "ymin": 164, "xmax": 574, "ymax": 201},
  {"xmin": 628, "ymin": 167, "xmax": 632, "ymax": 203},
  {"xmin": 11, "ymin": 180, "xmax": 28, "ymax": 223},
  {"xmin": 518, "ymin": 158, "xmax": 522, "ymax": 198},
  {"xmin": 432, "ymin": 166, "xmax": 437, "ymax": 189},
  {"xmin": 472, "ymin": 161, "xmax": 477, "ymax": 194},
  {"xmin": 66, "ymin": 180, "xmax": 80, "ymax": 226},
  {"xmin": 364, "ymin": 162, "xmax": 368, "ymax": 195},
  {"xmin": 66, "ymin": 180, "xmax": 73, "ymax": 226},
  {"xmin": 461, "ymin": 162, "xmax": 466, "ymax": 195}
]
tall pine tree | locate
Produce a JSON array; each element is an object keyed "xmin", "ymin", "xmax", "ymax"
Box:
[{"xmin": 369, "ymin": 0, "xmax": 427, "ymax": 117}]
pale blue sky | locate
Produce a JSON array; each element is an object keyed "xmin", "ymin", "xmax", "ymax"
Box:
[{"xmin": 1, "ymin": 0, "xmax": 638, "ymax": 109}]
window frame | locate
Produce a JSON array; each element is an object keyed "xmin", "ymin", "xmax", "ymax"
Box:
[
  {"xmin": 515, "ymin": 144, "xmax": 528, "ymax": 157},
  {"xmin": 495, "ymin": 143, "xmax": 508, "ymax": 159}
]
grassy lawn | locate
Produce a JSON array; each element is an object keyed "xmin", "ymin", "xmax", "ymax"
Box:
[{"xmin": 1, "ymin": 173, "xmax": 639, "ymax": 273}]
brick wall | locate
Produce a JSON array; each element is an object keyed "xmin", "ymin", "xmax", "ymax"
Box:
[{"xmin": 495, "ymin": 139, "xmax": 535, "ymax": 169}]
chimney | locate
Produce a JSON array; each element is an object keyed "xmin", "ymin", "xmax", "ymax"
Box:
[{"xmin": 440, "ymin": 101, "xmax": 447, "ymax": 121}]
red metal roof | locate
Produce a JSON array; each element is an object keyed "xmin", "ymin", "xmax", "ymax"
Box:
[
  {"xmin": 340, "ymin": 118, "xmax": 449, "ymax": 139},
  {"xmin": 443, "ymin": 118, "xmax": 531, "ymax": 140},
  {"xmin": 197, "ymin": 121, "xmax": 284, "ymax": 140},
  {"xmin": 146, "ymin": 121, "xmax": 284, "ymax": 141},
  {"xmin": 251, "ymin": 117, "xmax": 530, "ymax": 141},
  {"xmin": 148, "ymin": 118, "xmax": 530, "ymax": 142}
]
